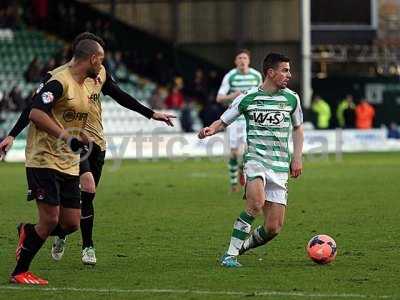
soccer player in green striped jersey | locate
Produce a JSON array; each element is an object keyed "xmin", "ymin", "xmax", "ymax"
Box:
[
  {"xmin": 216, "ymin": 49, "xmax": 262, "ymax": 192},
  {"xmin": 199, "ymin": 53, "xmax": 304, "ymax": 267}
]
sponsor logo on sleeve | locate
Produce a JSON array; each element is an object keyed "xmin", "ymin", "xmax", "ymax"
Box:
[{"xmin": 41, "ymin": 91, "xmax": 54, "ymax": 104}]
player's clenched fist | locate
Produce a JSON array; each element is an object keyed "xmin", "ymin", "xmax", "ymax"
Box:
[
  {"xmin": 198, "ymin": 120, "xmax": 227, "ymax": 139},
  {"xmin": 198, "ymin": 127, "xmax": 214, "ymax": 139}
]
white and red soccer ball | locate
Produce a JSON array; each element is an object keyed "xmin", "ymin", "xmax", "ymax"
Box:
[{"xmin": 307, "ymin": 234, "xmax": 337, "ymax": 264}]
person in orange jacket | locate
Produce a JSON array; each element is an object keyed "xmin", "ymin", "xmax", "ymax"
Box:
[{"xmin": 355, "ymin": 99, "xmax": 375, "ymax": 129}]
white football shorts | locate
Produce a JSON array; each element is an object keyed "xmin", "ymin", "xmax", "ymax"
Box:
[{"xmin": 244, "ymin": 160, "xmax": 289, "ymax": 205}]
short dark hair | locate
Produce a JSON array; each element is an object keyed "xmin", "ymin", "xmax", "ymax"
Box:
[
  {"xmin": 73, "ymin": 39, "xmax": 102, "ymax": 60},
  {"xmin": 235, "ymin": 48, "xmax": 251, "ymax": 58},
  {"xmin": 262, "ymin": 53, "xmax": 290, "ymax": 76},
  {"xmin": 72, "ymin": 32, "xmax": 105, "ymax": 52}
]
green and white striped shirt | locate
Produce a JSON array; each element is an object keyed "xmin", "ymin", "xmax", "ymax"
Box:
[
  {"xmin": 218, "ymin": 68, "xmax": 262, "ymax": 122},
  {"xmin": 220, "ymin": 87, "xmax": 303, "ymax": 173},
  {"xmin": 217, "ymin": 67, "xmax": 262, "ymax": 97}
]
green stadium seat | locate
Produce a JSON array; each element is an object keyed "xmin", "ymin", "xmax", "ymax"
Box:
[{"xmin": 1, "ymin": 29, "xmax": 159, "ymax": 136}]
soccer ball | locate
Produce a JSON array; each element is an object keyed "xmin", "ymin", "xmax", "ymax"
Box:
[{"xmin": 307, "ymin": 234, "xmax": 337, "ymax": 264}]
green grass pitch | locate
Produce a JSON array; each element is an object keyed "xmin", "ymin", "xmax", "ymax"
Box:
[{"xmin": 0, "ymin": 153, "xmax": 399, "ymax": 300}]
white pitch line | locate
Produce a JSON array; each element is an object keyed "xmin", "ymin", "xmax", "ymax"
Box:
[{"xmin": 0, "ymin": 286, "xmax": 396, "ymax": 299}]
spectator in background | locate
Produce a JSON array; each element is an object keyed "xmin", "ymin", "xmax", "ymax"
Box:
[
  {"xmin": 40, "ymin": 58, "xmax": 56, "ymax": 79},
  {"xmin": 180, "ymin": 99, "xmax": 195, "ymax": 133},
  {"xmin": 165, "ymin": 77, "xmax": 184, "ymax": 110},
  {"xmin": 113, "ymin": 51, "xmax": 129, "ymax": 81},
  {"xmin": 0, "ymin": 88, "xmax": 16, "ymax": 111},
  {"xmin": 102, "ymin": 21, "xmax": 116, "ymax": 49},
  {"xmin": 207, "ymin": 70, "xmax": 221, "ymax": 96},
  {"xmin": 0, "ymin": 1, "xmax": 19, "ymax": 29},
  {"xmin": 204, "ymin": 70, "xmax": 224, "ymax": 120},
  {"xmin": 150, "ymin": 52, "xmax": 172, "ymax": 86},
  {"xmin": 198, "ymin": 96, "xmax": 222, "ymax": 127},
  {"xmin": 311, "ymin": 94, "xmax": 331, "ymax": 129},
  {"xmin": 355, "ymin": 99, "xmax": 375, "ymax": 129},
  {"xmin": 149, "ymin": 86, "xmax": 167, "ymax": 110},
  {"xmin": 387, "ymin": 122, "xmax": 400, "ymax": 139},
  {"xmin": 32, "ymin": 0, "xmax": 48, "ymax": 30},
  {"xmin": 343, "ymin": 100, "xmax": 356, "ymax": 128},
  {"xmin": 51, "ymin": 2, "xmax": 77, "ymax": 39},
  {"xmin": 104, "ymin": 52, "xmax": 116, "ymax": 77},
  {"xmin": 114, "ymin": 51, "xmax": 124, "ymax": 70},
  {"xmin": 8, "ymin": 85, "xmax": 25, "ymax": 111},
  {"xmin": 189, "ymin": 68, "xmax": 208, "ymax": 105},
  {"xmin": 336, "ymin": 94, "xmax": 355, "ymax": 128},
  {"xmin": 24, "ymin": 57, "xmax": 42, "ymax": 83},
  {"xmin": 93, "ymin": 19, "xmax": 103, "ymax": 38},
  {"xmin": 53, "ymin": 45, "xmax": 69, "ymax": 66}
]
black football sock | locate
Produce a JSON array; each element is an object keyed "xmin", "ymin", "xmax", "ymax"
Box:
[
  {"xmin": 80, "ymin": 191, "xmax": 95, "ymax": 249},
  {"xmin": 240, "ymin": 226, "xmax": 277, "ymax": 254},
  {"xmin": 12, "ymin": 223, "xmax": 45, "ymax": 276}
]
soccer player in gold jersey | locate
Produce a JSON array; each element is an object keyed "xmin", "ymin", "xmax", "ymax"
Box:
[
  {"xmin": 9, "ymin": 39, "xmax": 105, "ymax": 285},
  {"xmin": 1, "ymin": 33, "xmax": 175, "ymax": 267}
]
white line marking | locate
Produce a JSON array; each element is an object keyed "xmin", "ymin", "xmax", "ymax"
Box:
[{"xmin": 0, "ymin": 286, "xmax": 396, "ymax": 299}]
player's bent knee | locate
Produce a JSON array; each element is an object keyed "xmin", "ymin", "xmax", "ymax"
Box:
[
  {"xmin": 44, "ymin": 214, "xmax": 59, "ymax": 227},
  {"xmin": 40, "ymin": 217, "xmax": 59, "ymax": 235},
  {"xmin": 246, "ymin": 200, "xmax": 264, "ymax": 216},
  {"xmin": 80, "ymin": 172, "xmax": 96, "ymax": 193}
]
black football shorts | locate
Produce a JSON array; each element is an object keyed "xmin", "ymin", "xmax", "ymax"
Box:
[
  {"xmin": 26, "ymin": 167, "xmax": 80, "ymax": 208},
  {"xmin": 79, "ymin": 142, "xmax": 106, "ymax": 186}
]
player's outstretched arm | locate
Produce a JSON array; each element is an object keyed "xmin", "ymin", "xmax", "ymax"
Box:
[
  {"xmin": 103, "ymin": 77, "xmax": 176, "ymax": 126},
  {"xmin": 8, "ymin": 104, "xmax": 32, "ymax": 138},
  {"xmin": 102, "ymin": 72, "xmax": 154, "ymax": 116},
  {"xmin": 290, "ymin": 124, "xmax": 304, "ymax": 178},
  {"xmin": 202, "ymin": 92, "xmax": 243, "ymax": 139},
  {"xmin": 198, "ymin": 119, "xmax": 227, "ymax": 139},
  {"xmin": 102, "ymin": 72, "xmax": 176, "ymax": 126}
]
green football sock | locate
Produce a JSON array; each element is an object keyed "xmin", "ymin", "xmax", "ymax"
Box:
[
  {"xmin": 241, "ymin": 225, "xmax": 274, "ymax": 253},
  {"xmin": 226, "ymin": 211, "xmax": 255, "ymax": 256}
]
